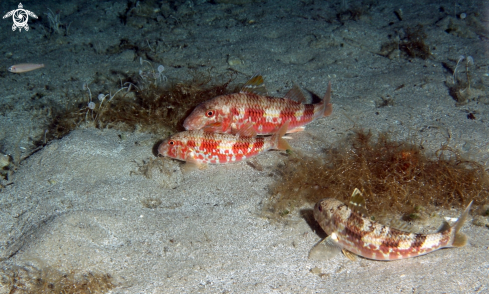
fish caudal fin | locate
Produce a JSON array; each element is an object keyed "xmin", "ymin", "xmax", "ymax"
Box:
[
  {"xmin": 322, "ymin": 81, "xmax": 333, "ymax": 117},
  {"xmin": 450, "ymin": 200, "xmax": 473, "ymax": 247},
  {"xmin": 272, "ymin": 122, "xmax": 291, "ymax": 151}
]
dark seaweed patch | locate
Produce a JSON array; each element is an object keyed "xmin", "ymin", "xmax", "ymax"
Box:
[{"xmin": 266, "ymin": 130, "xmax": 489, "ymax": 218}]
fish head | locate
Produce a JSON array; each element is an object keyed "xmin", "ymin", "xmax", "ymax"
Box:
[
  {"xmin": 183, "ymin": 98, "xmax": 227, "ymax": 131},
  {"xmin": 158, "ymin": 132, "xmax": 190, "ymax": 161},
  {"xmin": 313, "ymin": 198, "xmax": 345, "ymax": 234}
]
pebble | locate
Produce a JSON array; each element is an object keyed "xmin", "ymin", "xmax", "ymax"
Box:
[{"xmin": 472, "ymin": 215, "xmax": 489, "ymax": 228}]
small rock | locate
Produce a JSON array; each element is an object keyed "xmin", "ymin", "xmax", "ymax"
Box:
[
  {"xmin": 0, "ymin": 153, "xmax": 11, "ymax": 169},
  {"xmin": 227, "ymin": 56, "xmax": 243, "ymax": 66},
  {"xmin": 149, "ymin": 159, "xmax": 183, "ymax": 189},
  {"xmin": 119, "ymin": 50, "xmax": 136, "ymax": 62},
  {"xmin": 472, "ymin": 215, "xmax": 489, "ymax": 228}
]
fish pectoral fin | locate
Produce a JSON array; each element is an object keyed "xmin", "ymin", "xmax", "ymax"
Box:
[
  {"xmin": 203, "ymin": 123, "xmax": 223, "ymax": 132},
  {"xmin": 182, "ymin": 149, "xmax": 206, "ymax": 170},
  {"xmin": 181, "ymin": 162, "xmax": 199, "ymax": 173},
  {"xmin": 272, "ymin": 122, "xmax": 291, "ymax": 151},
  {"xmin": 286, "ymin": 126, "xmax": 305, "ymax": 133},
  {"xmin": 236, "ymin": 122, "xmax": 257, "ymax": 137},
  {"xmin": 181, "ymin": 160, "xmax": 207, "ymax": 173},
  {"xmin": 342, "ymin": 249, "xmax": 358, "ymax": 261},
  {"xmin": 308, "ymin": 235, "xmax": 342, "ymax": 261}
]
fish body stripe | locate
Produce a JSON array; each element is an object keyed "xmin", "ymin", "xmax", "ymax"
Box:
[
  {"xmin": 314, "ymin": 198, "xmax": 461, "ymax": 260},
  {"xmin": 158, "ymin": 131, "xmax": 276, "ymax": 164}
]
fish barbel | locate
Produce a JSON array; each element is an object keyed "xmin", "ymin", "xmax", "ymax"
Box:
[
  {"xmin": 183, "ymin": 75, "xmax": 332, "ymax": 135},
  {"xmin": 312, "ymin": 189, "xmax": 472, "ymax": 261},
  {"xmin": 158, "ymin": 122, "xmax": 290, "ymax": 165}
]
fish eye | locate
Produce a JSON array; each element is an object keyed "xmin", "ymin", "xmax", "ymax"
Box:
[
  {"xmin": 205, "ymin": 110, "xmax": 215, "ymax": 117},
  {"xmin": 169, "ymin": 140, "xmax": 175, "ymax": 145}
]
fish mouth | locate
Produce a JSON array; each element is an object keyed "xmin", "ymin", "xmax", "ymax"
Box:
[
  {"xmin": 182, "ymin": 117, "xmax": 198, "ymax": 130},
  {"xmin": 183, "ymin": 113, "xmax": 209, "ymax": 130},
  {"xmin": 183, "ymin": 104, "xmax": 208, "ymax": 130},
  {"xmin": 157, "ymin": 140, "xmax": 169, "ymax": 156}
]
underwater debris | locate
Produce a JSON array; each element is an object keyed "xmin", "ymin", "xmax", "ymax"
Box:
[
  {"xmin": 142, "ymin": 197, "xmax": 163, "ymax": 209},
  {"xmin": 266, "ymin": 130, "xmax": 489, "ymax": 219},
  {"xmin": 0, "ymin": 153, "xmax": 12, "ymax": 179},
  {"xmin": 380, "ymin": 25, "xmax": 432, "ymax": 60},
  {"xmin": 472, "ymin": 215, "xmax": 489, "ymax": 228},
  {"xmin": 131, "ymin": 157, "xmax": 183, "ymax": 189},
  {"xmin": 0, "ymin": 265, "xmax": 115, "ymax": 293},
  {"xmin": 335, "ymin": 1, "xmax": 372, "ymax": 22},
  {"xmin": 444, "ymin": 55, "xmax": 486, "ymax": 106}
]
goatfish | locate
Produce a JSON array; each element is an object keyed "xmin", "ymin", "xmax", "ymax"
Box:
[
  {"xmin": 183, "ymin": 75, "xmax": 332, "ymax": 136},
  {"xmin": 158, "ymin": 122, "xmax": 290, "ymax": 165},
  {"xmin": 311, "ymin": 188, "xmax": 472, "ymax": 261}
]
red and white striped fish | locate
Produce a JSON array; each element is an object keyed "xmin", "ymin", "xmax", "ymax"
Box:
[
  {"xmin": 158, "ymin": 122, "xmax": 290, "ymax": 165},
  {"xmin": 183, "ymin": 75, "xmax": 332, "ymax": 135},
  {"xmin": 311, "ymin": 189, "xmax": 472, "ymax": 261}
]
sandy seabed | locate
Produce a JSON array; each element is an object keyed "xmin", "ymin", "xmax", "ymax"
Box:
[{"xmin": 0, "ymin": 0, "xmax": 488, "ymax": 293}]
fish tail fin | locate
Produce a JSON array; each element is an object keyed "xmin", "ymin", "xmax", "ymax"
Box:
[
  {"xmin": 450, "ymin": 200, "xmax": 473, "ymax": 247},
  {"xmin": 273, "ymin": 121, "xmax": 291, "ymax": 151},
  {"xmin": 321, "ymin": 81, "xmax": 333, "ymax": 117}
]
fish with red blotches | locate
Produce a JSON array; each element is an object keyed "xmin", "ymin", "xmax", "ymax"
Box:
[
  {"xmin": 158, "ymin": 122, "xmax": 290, "ymax": 165},
  {"xmin": 310, "ymin": 188, "xmax": 472, "ymax": 261},
  {"xmin": 183, "ymin": 75, "xmax": 332, "ymax": 135}
]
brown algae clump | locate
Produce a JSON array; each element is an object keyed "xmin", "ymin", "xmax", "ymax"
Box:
[
  {"xmin": 0, "ymin": 265, "xmax": 115, "ymax": 293},
  {"xmin": 48, "ymin": 73, "xmax": 237, "ymax": 142},
  {"xmin": 267, "ymin": 130, "xmax": 489, "ymax": 218}
]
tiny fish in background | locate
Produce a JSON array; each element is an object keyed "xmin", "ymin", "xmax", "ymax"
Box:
[
  {"xmin": 158, "ymin": 122, "xmax": 290, "ymax": 165},
  {"xmin": 8, "ymin": 63, "xmax": 44, "ymax": 73},
  {"xmin": 311, "ymin": 188, "xmax": 472, "ymax": 261},
  {"xmin": 183, "ymin": 75, "xmax": 332, "ymax": 135}
]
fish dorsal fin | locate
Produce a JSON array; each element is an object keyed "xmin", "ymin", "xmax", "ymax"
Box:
[
  {"xmin": 240, "ymin": 74, "xmax": 268, "ymax": 95},
  {"xmin": 437, "ymin": 221, "xmax": 451, "ymax": 233},
  {"xmin": 283, "ymin": 83, "xmax": 307, "ymax": 103},
  {"xmin": 389, "ymin": 219, "xmax": 417, "ymax": 233},
  {"xmin": 349, "ymin": 188, "xmax": 368, "ymax": 217}
]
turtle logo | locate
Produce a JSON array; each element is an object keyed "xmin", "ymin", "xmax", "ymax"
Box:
[{"xmin": 3, "ymin": 3, "xmax": 38, "ymax": 32}]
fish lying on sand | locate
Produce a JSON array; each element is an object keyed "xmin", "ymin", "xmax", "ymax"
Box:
[
  {"xmin": 183, "ymin": 75, "xmax": 332, "ymax": 135},
  {"xmin": 158, "ymin": 122, "xmax": 290, "ymax": 165},
  {"xmin": 311, "ymin": 189, "xmax": 472, "ymax": 261}
]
